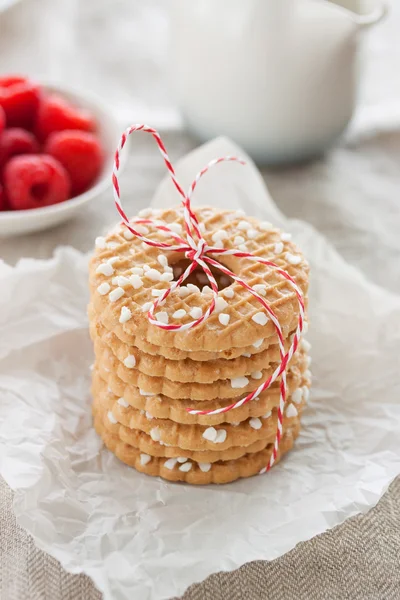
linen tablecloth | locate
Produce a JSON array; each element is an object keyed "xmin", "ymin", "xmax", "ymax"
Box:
[{"xmin": 1, "ymin": 1, "xmax": 400, "ymax": 598}]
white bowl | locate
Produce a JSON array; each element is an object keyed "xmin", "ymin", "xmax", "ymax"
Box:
[{"xmin": 0, "ymin": 83, "xmax": 122, "ymax": 237}]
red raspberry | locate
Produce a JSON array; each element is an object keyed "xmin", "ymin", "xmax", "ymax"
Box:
[
  {"xmin": 0, "ymin": 183, "xmax": 9, "ymax": 210},
  {"xmin": 45, "ymin": 130, "xmax": 104, "ymax": 196},
  {"xmin": 0, "ymin": 106, "xmax": 5, "ymax": 136},
  {"xmin": 36, "ymin": 94, "xmax": 96, "ymax": 141},
  {"xmin": 4, "ymin": 154, "xmax": 71, "ymax": 210},
  {"xmin": 0, "ymin": 76, "xmax": 41, "ymax": 129},
  {"xmin": 0, "ymin": 128, "xmax": 40, "ymax": 168}
]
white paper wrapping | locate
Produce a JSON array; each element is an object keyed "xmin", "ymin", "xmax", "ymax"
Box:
[{"xmin": 0, "ymin": 138, "xmax": 399, "ymax": 600}]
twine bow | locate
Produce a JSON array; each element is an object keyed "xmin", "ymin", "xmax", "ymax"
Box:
[{"xmin": 112, "ymin": 125, "xmax": 305, "ymax": 471}]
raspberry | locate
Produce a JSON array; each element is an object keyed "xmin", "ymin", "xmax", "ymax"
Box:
[
  {"xmin": 36, "ymin": 94, "xmax": 96, "ymax": 141},
  {"xmin": 0, "ymin": 76, "xmax": 41, "ymax": 129},
  {"xmin": 0, "ymin": 128, "xmax": 40, "ymax": 168},
  {"xmin": 45, "ymin": 130, "xmax": 104, "ymax": 196},
  {"xmin": 0, "ymin": 106, "xmax": 5, "ymax": 135},
  {"xmin": 4, "ymin": 154, "xmax": 71, "ymax": 210},
  {"xmin": 0, "ymin": 183, "xmax": 8, "ymax": 210}
]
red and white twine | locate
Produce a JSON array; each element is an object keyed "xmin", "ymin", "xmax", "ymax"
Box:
[{"xmin": 112, "ymin": 125, "xmax": 305, "ymax": 472}]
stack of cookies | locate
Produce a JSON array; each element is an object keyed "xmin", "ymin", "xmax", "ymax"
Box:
[{"xmin": 89, "ymin": 206, "xmax": 310, "ymax": 484}]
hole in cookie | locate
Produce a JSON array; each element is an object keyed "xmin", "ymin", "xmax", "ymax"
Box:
[{"xmin": 172, "ymin": 259, "xmax": 234, "ymax": 290}]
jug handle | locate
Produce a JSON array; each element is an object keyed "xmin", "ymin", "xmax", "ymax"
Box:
[{"xmin": 353, "ymin": 0, "xmax": 388, "ymax": 28}]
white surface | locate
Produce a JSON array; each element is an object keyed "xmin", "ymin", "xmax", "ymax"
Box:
[
  {"xmin": 0, "ymin": 84, "xmax": 121, "ymax": 237},
  {"xmin": 170, "ymin": 0, "xmax": 387, "ymax": 163},
  {"xmin": 0, "ymin": 137, "xmax": 399, "ymax": 600}
]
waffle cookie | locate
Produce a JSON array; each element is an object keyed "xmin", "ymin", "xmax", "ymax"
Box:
[{"xmin": 89, "ymin": 204, "xmax": 310, "ymax": 484}]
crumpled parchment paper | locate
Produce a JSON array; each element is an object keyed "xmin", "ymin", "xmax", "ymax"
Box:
[{"xmin": 0, "ymin": 137, "xmax": 399, "ymax": 600}]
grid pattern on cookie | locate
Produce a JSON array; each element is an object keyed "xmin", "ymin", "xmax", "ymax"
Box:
[{"xmin": 89, "ymin": 206, "xmax": 309, "ymax": 351}]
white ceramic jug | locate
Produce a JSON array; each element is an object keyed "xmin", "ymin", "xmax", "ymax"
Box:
[{"xmin": 169, "ymin": 0, "xmax": 387, "ymax": 164}]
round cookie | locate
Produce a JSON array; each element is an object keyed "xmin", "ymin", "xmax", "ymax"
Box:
[
  {"xmin": 93, "ymin": 412, "xmax": 300, "ymax": 484},
  {"xmin": 89, "ymin": 206, "xmax": 309, "ymax": 352},
  {"xmin": 95, "ymin": 364, "xmax": 310, "ymax": 426}
]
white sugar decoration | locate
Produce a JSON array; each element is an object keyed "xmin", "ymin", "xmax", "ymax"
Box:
[
  {"xmin": 179, "ymin": 462, "xmax": 192, "ymax": 472},
  {"xmin": 202, "ymin": 427, "xmax": 217, "ymax": 442},
  {"xmin": 178, "ymin": 286, "xmax": 190, "ymax": 298},
  {"xmin": 215, "ymin": 297, "xmax": 228, "ymax": 312},
  {"xmin": 301, "ymin": 338, "xmax": 312, "ymax": 352},
  {"xmin": 202, "ymin": 285, "xmax": 213, "ymax": 294},
  {"xmin": 123, "ymin": 354, "xmax": 136, "ymax": 369},
  {"xmin": 96, "ymin": 262, "xmax": 114, "ymax": 276},
  {"xmin": 129, "ymin": 274, "xmax": 143, "ymax": 289},
  {"xmin": 251, "ymin": 370, "xmax": 263, "ymax": 380},
  {"xmin": 260, "ymin": 221, "xmax": 273, "ymax": 230},
  {"xmin": 131, "ymin": 267, "xmax": 143, "ymax": 275},
  {"xmin": 305, "ymin": 369, "xmax": 312, "ymax": 380},
  {"xmin": 135, "ymin": 224, "xmax": 149, "ymax": 235},
  {"xmin": 215, "ymin": 429, "xmax": 227, "ymax": 444},
  {"xmin": 157, "ymin": 254, "xmax": 168, "ymax": 267},
  {"xmin": 238, "ymin": 244, "xmax": 247, "ymax": 251},
  {"xmin": 252, "ymin": 312, "xmax": 269, "ymax": 326},
  {"xmin": 242, "ymin": 353, "xmax": 251, "ymax": 358},
  {"xmin": 109, "ymin": 287, "xmax": 125, "ymax": 302},
  {"xmin": 95, "ymin": 236, "xmax": 106, "ymax": 249},
  {"xmin": 168, "ymin": 222, "xmax": 182, "ymax": 233},
  {"xmin": 247, "ymin": 228, "xmax": 258, "ymax": 239},
  {"xmin": 231, "ymin": 422, "xmax": 240, "ymax": 427},
  {"xmin": 107, "ymin": 257, "xmax": 119, "ymax": 265},
  {"xmin": 253, "ymin": 284, "xmax": 266, "ymax": 296},
  {"xmin": 143, "ymin": 264, "xmax": 150, "ymax": 272},
  {"xmin": 281, "ymin": 232, "xmax": 292, "ymax": 241},
  {"xmin": 234, "ymin": 235, "xmax": 245, "ymax": 245},
  {"xmin": 238, "ymin": 220, "xmax": 250, "ymax": 231},
  {"xmin": 150, "ymin": 427, "xmax": 161, "ymax": 442},
  {"xmin": 286, "ymin": 252, "xmax": 302, "ymax": 265},
  {"xmin": 231, "ymin": 376, "xmax": 249, "ymax": 389},
  {"xmin": 292, "ymin": 388, "xmax": 303, "ymax": 404},
  {"xmin": 235, "ymin": 209, "xmax": 245, "ymax": 217},
  {"xmin": 155, "ymin": 311, "xmax": 169, "ymax": 324},
  {"xmin": 152, "ymin": 289, "xmax": 164, "ymax": 297},
  {"xmin": 307, "ymin": 356, "xmax": 312, "ymax": 367},
  {"xmin": 117, "ymin": 397, "xmax": 129, "ymax": 408},
  {"xmin": 187, "ymin": 284, "xmax": 200, "ymax": 294},
  {"xmin": 212, "ymin": 229, "xmax": 228, "ymax": 243},
  {"xmin": 190, "ymin": 307, "xmax": 202, "ymax": 319},
  {"xmin": 302, "ymin": 386, "xmax": 310, "ymax": 402},
  {"xmin": 198, "ymin": 463, "xmax": 211, "ymax": 473},
  {"xmin": 146, "ymin": 269, "xmax": 161, "ymax": 281},
  {"xmin": 119, "ymin": 306, "xmax": 132, "ymax": 323},
  {"xmin": 140, "ymin": 453, "xmax": 151, "ymax": 466},
  {"xmin": 253, "ymin": 338, "xmax": 264, "ymax": 348},
  {"xmin": 274, "ymin": 242, "xmax": 284, "ymax": 254},
  {"xmin": 173, "ymin": 309, "xmax": 186, "ymax": 319},
  {"xmin": 123, "ymin": 229, "xmax": 134, "ymax": 240},
  {"xmin": 145, "ymin": 411, "xmax": 154, "ymax": 420},
  {"xmin": 139, "ymin": 389, "xmax": 155, "ymax": 396},
  {"xmin": 174, "ymin": 457, "xmax": 186, "ymax": 464},
  {"xmin": 97, "ymin": 282, "xmax": 110, "ymax": 296},
  {"xmin": 263, "ymin": 411, "xmax": 272, "ymax": 419},
  {"xmin": 138, "ymin": 207, "xmax": 153, "ymax": 217},
  {"xmin": 161, "ymin": 272, "xmax": 174, "ymax": 282},
  {"xmin": 249, "ymin": 417, "xmax": 262, "ymax": 430},
  {"xmin": 198, "ymin": 222, "xmax": 206, "ymax": 233},
  {"xmin": 107, "ymin": 241, "xmax": 119, "ymax": 250},
  {"xmin": 218, "ymin": 313, "xmax": 230, "ymax": 326},
  {"xmin": 286, "ymin": 404, "xmax": 298, "ymax": 418},
  {"xmin": 116, "ymin": 275, "xmax": 130, "ymax": 287},
  {"xmin": 111, "ymin": 277, "xmax": 119, "ymax": 285},
  {"xmin": 303, "ymin": 321, "xmax": 309, "ymax": 334},
  {"xmin": 107, "ymin": 411, "xmax": 117, "ymax": 424},
  {"xmin": 222, "ymin": 288, "xmax": 235, "ymax": 299},
  {"xmin": 164, "ymin": 458, "xmax": 178, "ymax": 470},
  {"xmin": 141, "ymin": 242, "xmax": 148, "ymax": 249},
  {"xmin": 141, "ymin": 301, "xmax": 152, "ymax": 312}
]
